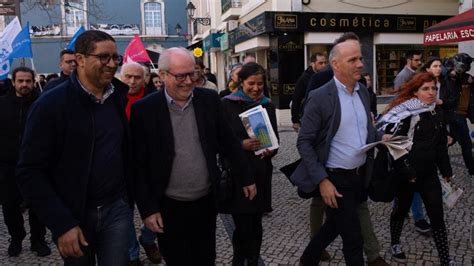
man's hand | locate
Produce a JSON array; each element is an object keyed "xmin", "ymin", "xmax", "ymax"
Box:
[
  {"xmin": 243, "ymin": 183, "xmax": 257, "ymax": 200},
  {"xmin": 319, "ymin": 178, "xmax": 343, "ymax": 208},
  {"xmin": 292, "ymin": 123, "xmax": 300, "ymax": 133},
  {"xmin": 58, "ymin": 226, "xmax": 88, "ymax": 258},
  {"xmin": 144, "ymin": 212, "xmax": 164, "ymax": 233},
  {"xmin": 382, "ymin": 134, "xmax": 393, "ymax": 141},
  {"xmin": 242, "ymin": 138, "xmax": 261, "ymax": 151}
]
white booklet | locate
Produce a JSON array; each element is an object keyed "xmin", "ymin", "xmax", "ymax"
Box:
[{"xmin": 239, "ymin": 105, "xmax": 279, "ymax": 155}]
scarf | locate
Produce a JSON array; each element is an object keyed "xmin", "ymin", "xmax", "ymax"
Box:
[
  {"xmin": 377, "ymin": 98, "xmax": 435, "ymax": 131},
  {"xmin": 224, "ymin": 88, "xmax": 271, "ymax": 105}
]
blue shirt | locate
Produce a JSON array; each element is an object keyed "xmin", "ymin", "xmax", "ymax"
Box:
[
  {"xmin": 164, "ymin": 87, "xmax": 194, "ymax": 111},
  {"xmin": 326, "ymin": 77, "xmax": 368, "ymax": 169}
]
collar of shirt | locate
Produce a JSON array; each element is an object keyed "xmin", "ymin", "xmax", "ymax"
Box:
[
  {"xmin": 333, "ymin": 76, "xmax": 360, "ymax": 95},
  {"xmin": 164, "ymin": 87, "xmax": 194, "ymax": 110},
  {"xmin": 77, "ymin": 78, "xmax": 115, "ymax": 104},
  {"xmin": 406, "ymin": 66, "xmax": 416, "ymax": 73}
]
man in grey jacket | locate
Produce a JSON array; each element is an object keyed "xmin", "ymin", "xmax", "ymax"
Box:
[
  {"xmin": 296, "ymin": 32, "xmax": 386, "ymax": 266},
  {"xmin": 393, "ymin": 51, "xmax": 422, "ymax": 92}
]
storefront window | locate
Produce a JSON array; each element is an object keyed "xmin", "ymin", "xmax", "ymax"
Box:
[{"xmin": 375, "ymin": 45, "xmax": 457, "ymax": 95}]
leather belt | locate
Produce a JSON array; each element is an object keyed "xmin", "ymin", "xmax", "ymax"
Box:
[{"xmin": 326, "ymin": 165, "xmax": 365, "ymax": 176}]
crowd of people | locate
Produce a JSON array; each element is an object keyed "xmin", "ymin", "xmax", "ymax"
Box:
[{"xmin": 0, "ymin": 29, "xmax": 471, "ymax": 266}]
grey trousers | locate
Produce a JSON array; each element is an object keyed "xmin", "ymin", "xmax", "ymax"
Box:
[{"xmin": 310, "ymin": 198, "xmax": 381, "ymax": 262}]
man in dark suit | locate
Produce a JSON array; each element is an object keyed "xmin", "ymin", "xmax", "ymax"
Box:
[
  {"xmin": 42, "ymin": 49, "xmax": 77, "ymax": 92},
  {"xmin": 16, "ymin": 30, "xmax": 134, "ymax": 265},
  {"xmin": 130, "ymin": 47, "xmax": 252, "ymax": 266},
  {"xmin": 296, "ymin": 32, "xmax": 384, "ymax": 265}
]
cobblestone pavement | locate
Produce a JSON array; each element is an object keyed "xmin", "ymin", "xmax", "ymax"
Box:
[{"xmin": 0, "ymin": 127, "xmax": 472, "ymax": 265}]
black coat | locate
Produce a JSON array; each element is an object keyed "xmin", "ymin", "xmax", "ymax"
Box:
[
  {"xmin": 291, "ymin": 67, "xmax": 314, "ymax": 124},
  {"xmin": 0, "ymin": 91, "xmax": 38, "ymax": 205},
  {"xmin": 16, "ymin": 72, "xmax": 133, "ymax": 239},
  {"xmin": 388, "ymin": 106, "xmax": 452, "ymax": 183},
  {"xmin": 42, "ymin": 71, "xmax": 69, "ymax": 92},
  {"xmin": 220, "ymin": 98, "xmax": 278, "ymax": 214},
  {"xmin": 130, "ymin": 88, "xmax": 251, "ymax": 220}
]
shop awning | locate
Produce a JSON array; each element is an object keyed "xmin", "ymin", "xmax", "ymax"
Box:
[{"xmin": 424, "ymin": 8, "xmax": 474, "ymax": 45}]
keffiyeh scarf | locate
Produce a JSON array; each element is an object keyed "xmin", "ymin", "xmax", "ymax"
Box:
[{"xmin": 377, "ymin": 98, "xmax": 436, "ymax": 131}]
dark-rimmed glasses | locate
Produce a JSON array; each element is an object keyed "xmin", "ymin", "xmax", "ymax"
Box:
[
  {"xmin": 166, "ymin": 71, "xmax": 200, "ymax": 82},
  {"xmin": 84, "ymin": 53, "xmax": 123, "ymax": 65}
]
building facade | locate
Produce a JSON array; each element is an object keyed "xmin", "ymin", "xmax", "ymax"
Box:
[
  {"xmin": 2, "ymin": 0, "xmax": 189, "ymax": 73},
  {"xmin": 187, "ymin": 0, "xmax": 459, "ymax": 111}
]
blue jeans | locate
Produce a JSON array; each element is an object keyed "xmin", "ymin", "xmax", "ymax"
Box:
[
  {"xmin": 411, "ymin": 192, "xmax": 425, "ymax": 221},
  {"xmin": 128, "ymin": 223, "xmax": 157, "ymax": 260},
  {"xmin": 63, "ymin": 198, "xmax": 133, "ymax": 266}
]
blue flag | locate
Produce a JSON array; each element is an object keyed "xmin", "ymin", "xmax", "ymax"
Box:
[
  {"xmin": 0, "ymin": 17, "xmax": 22, "ymax": 80},
  {"xmin": 66, "ymin": 26, "xmax": 85, "ymax": 51},
  {"xmin": 9, "ymin": 22, "xmax": 33, "ymax": 59}
]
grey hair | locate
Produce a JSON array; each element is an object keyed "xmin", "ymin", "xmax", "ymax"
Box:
[
  {"xmin": 120, "ymin": 61, "xmax": 145, "ymax": 77},
  {"xmin": 158, "ymin": 47, "xmax": 195, "ymax": 71}
]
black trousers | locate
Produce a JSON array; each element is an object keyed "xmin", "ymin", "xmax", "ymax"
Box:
[
  {"xmin": 390, "ymin": 176, "xmax": 451, "ymax": 264},
  {"xmin": 157, "ymin": 194, "xmax": 217, "ymax": 266},
  {"xmin": 231, "ymin": 213, "xmax": 263, "ymax": 265},
  {"xmin": 2, "ymin": 203, "xmax": 46, "ymax": 242},
  {"xmin": 300, "ymin": 171, "xmax": 364, "ymax": 266}
]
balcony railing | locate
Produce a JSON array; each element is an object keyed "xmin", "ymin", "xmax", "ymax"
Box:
[{"xmin": 222, "ymin": 0, "xmax": 241, "ymax": 14}]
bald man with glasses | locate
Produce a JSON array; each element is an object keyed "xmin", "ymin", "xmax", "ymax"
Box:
[{"xmin": 130, "ymin": 47, "xmax": 251, "ymax": 265}]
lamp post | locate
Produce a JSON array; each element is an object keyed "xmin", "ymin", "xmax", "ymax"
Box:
[{"xmin": 186, "ymin": 2, "xmax": 210, "ymax": 26}]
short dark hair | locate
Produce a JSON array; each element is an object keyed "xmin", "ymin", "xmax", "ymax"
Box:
[
  {"xmin": 60, "ymin": 49, "xmax": 74, "ymax": 59},
  {"xmin": 406, "ymin": 50, "xmax": 422, "ymax": 60},
  {"xmin": 420, "ymin": 56, "xmax": 441, "ymax": 72},
  {"xmin": 74, "ymin": 30, "xmax": 115, "ymax": 55},
  {"xmin": 333, "ymin": 32, "xmax": 360, "ymax": 46},
  {"xmin": 12, "ymin": 66, "xmax": 35, "ymax": 81},
  {"xmin": 310, "ymin": 52, "xmax": 324, "ymax": 62},
  {"xmin": 195, "ymin": 61, "xmax": 205, "ymax": 70},
  {"xmin": 237, "ymin": 62, "xmax": 266, "ymax": 84}
]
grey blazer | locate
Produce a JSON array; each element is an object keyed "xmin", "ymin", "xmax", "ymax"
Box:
[{"xmin": 291, "ymin": 79, "xmax": 380, "ymax": 193}]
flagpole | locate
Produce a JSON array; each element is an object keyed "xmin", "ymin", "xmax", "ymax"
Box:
[
  {"xmin": 30, "ymin": 58, "xmax": 42, "ymax": 92},
  {"xmin": 149, "ymin": 60, "xmax": 158, "ymax": 73}
]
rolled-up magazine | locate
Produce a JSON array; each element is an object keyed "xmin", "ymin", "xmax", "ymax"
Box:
[{"xmin": 239, "ymin": 105, "xmax": 279, "ymax": 155}]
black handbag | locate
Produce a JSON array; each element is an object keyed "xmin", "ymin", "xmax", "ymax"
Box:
[
  {"xmin": 368, "ymin": 146, "xmax": 399, "ymax": 202},
  {"xmin": 216, "ymin": 156, "xmax": 233, "ymax": 203}
]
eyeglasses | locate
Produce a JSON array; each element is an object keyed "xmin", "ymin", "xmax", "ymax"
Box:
[
  {"xmin": 84, "ymin": 53, "xmax": 123, "ymax": 65},
  {"xmin": 166, "ymin": 71, "xmax": 200, "ymax": 82}
]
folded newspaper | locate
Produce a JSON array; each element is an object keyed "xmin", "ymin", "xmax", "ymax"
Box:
[
  {"xmin": 239, "ymin": 105, "xmax": 279, "ymax": 155},
  {"xmin": 360, "ymin": 136, "xmax": 412, "ymax": 160}
]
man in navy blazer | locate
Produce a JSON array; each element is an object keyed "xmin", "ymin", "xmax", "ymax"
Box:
[
  {"xmin": 16, "ymin": 30, "xmax": 134, "ymax": 265},
  {"xmin": 296, "ymin": 33, "xmax": 383, "ymax": 265},
  {"xmin": 130, "ymin": 47, "xmax": 252, "ymax": 266}
]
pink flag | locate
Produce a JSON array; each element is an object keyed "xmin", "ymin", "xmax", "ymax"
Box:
[{"xmin": 124, "ymin": 35, "xmax": 151, "ymax": 63}]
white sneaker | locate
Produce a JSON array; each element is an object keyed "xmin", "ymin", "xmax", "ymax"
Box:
[
  {"xmin": 390, "ymin": 244, "xmax": 407, "ymax": 262},
  {"xmin": 448, "ymin": 260, "xmax": 458, "ymax": 266}
]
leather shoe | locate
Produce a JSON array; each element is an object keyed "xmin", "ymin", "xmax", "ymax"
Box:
[
  {"xmin": 321, "ymin": 249, "xmax": 331, "ymax": 261},
  {"xmin": 30, "ymin": 240, "xmax": 51, "ymax": 257},
  {"xmin": 368, "ymin": 256, "xmax": 389, "ymax": 266},
  {"xmin": 139, "ymin": 237, "xmax": 162, "ymax": 263},
  {"xmin": 8, "ymin": 238, "xmax": 23, "ymax": 257}
]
